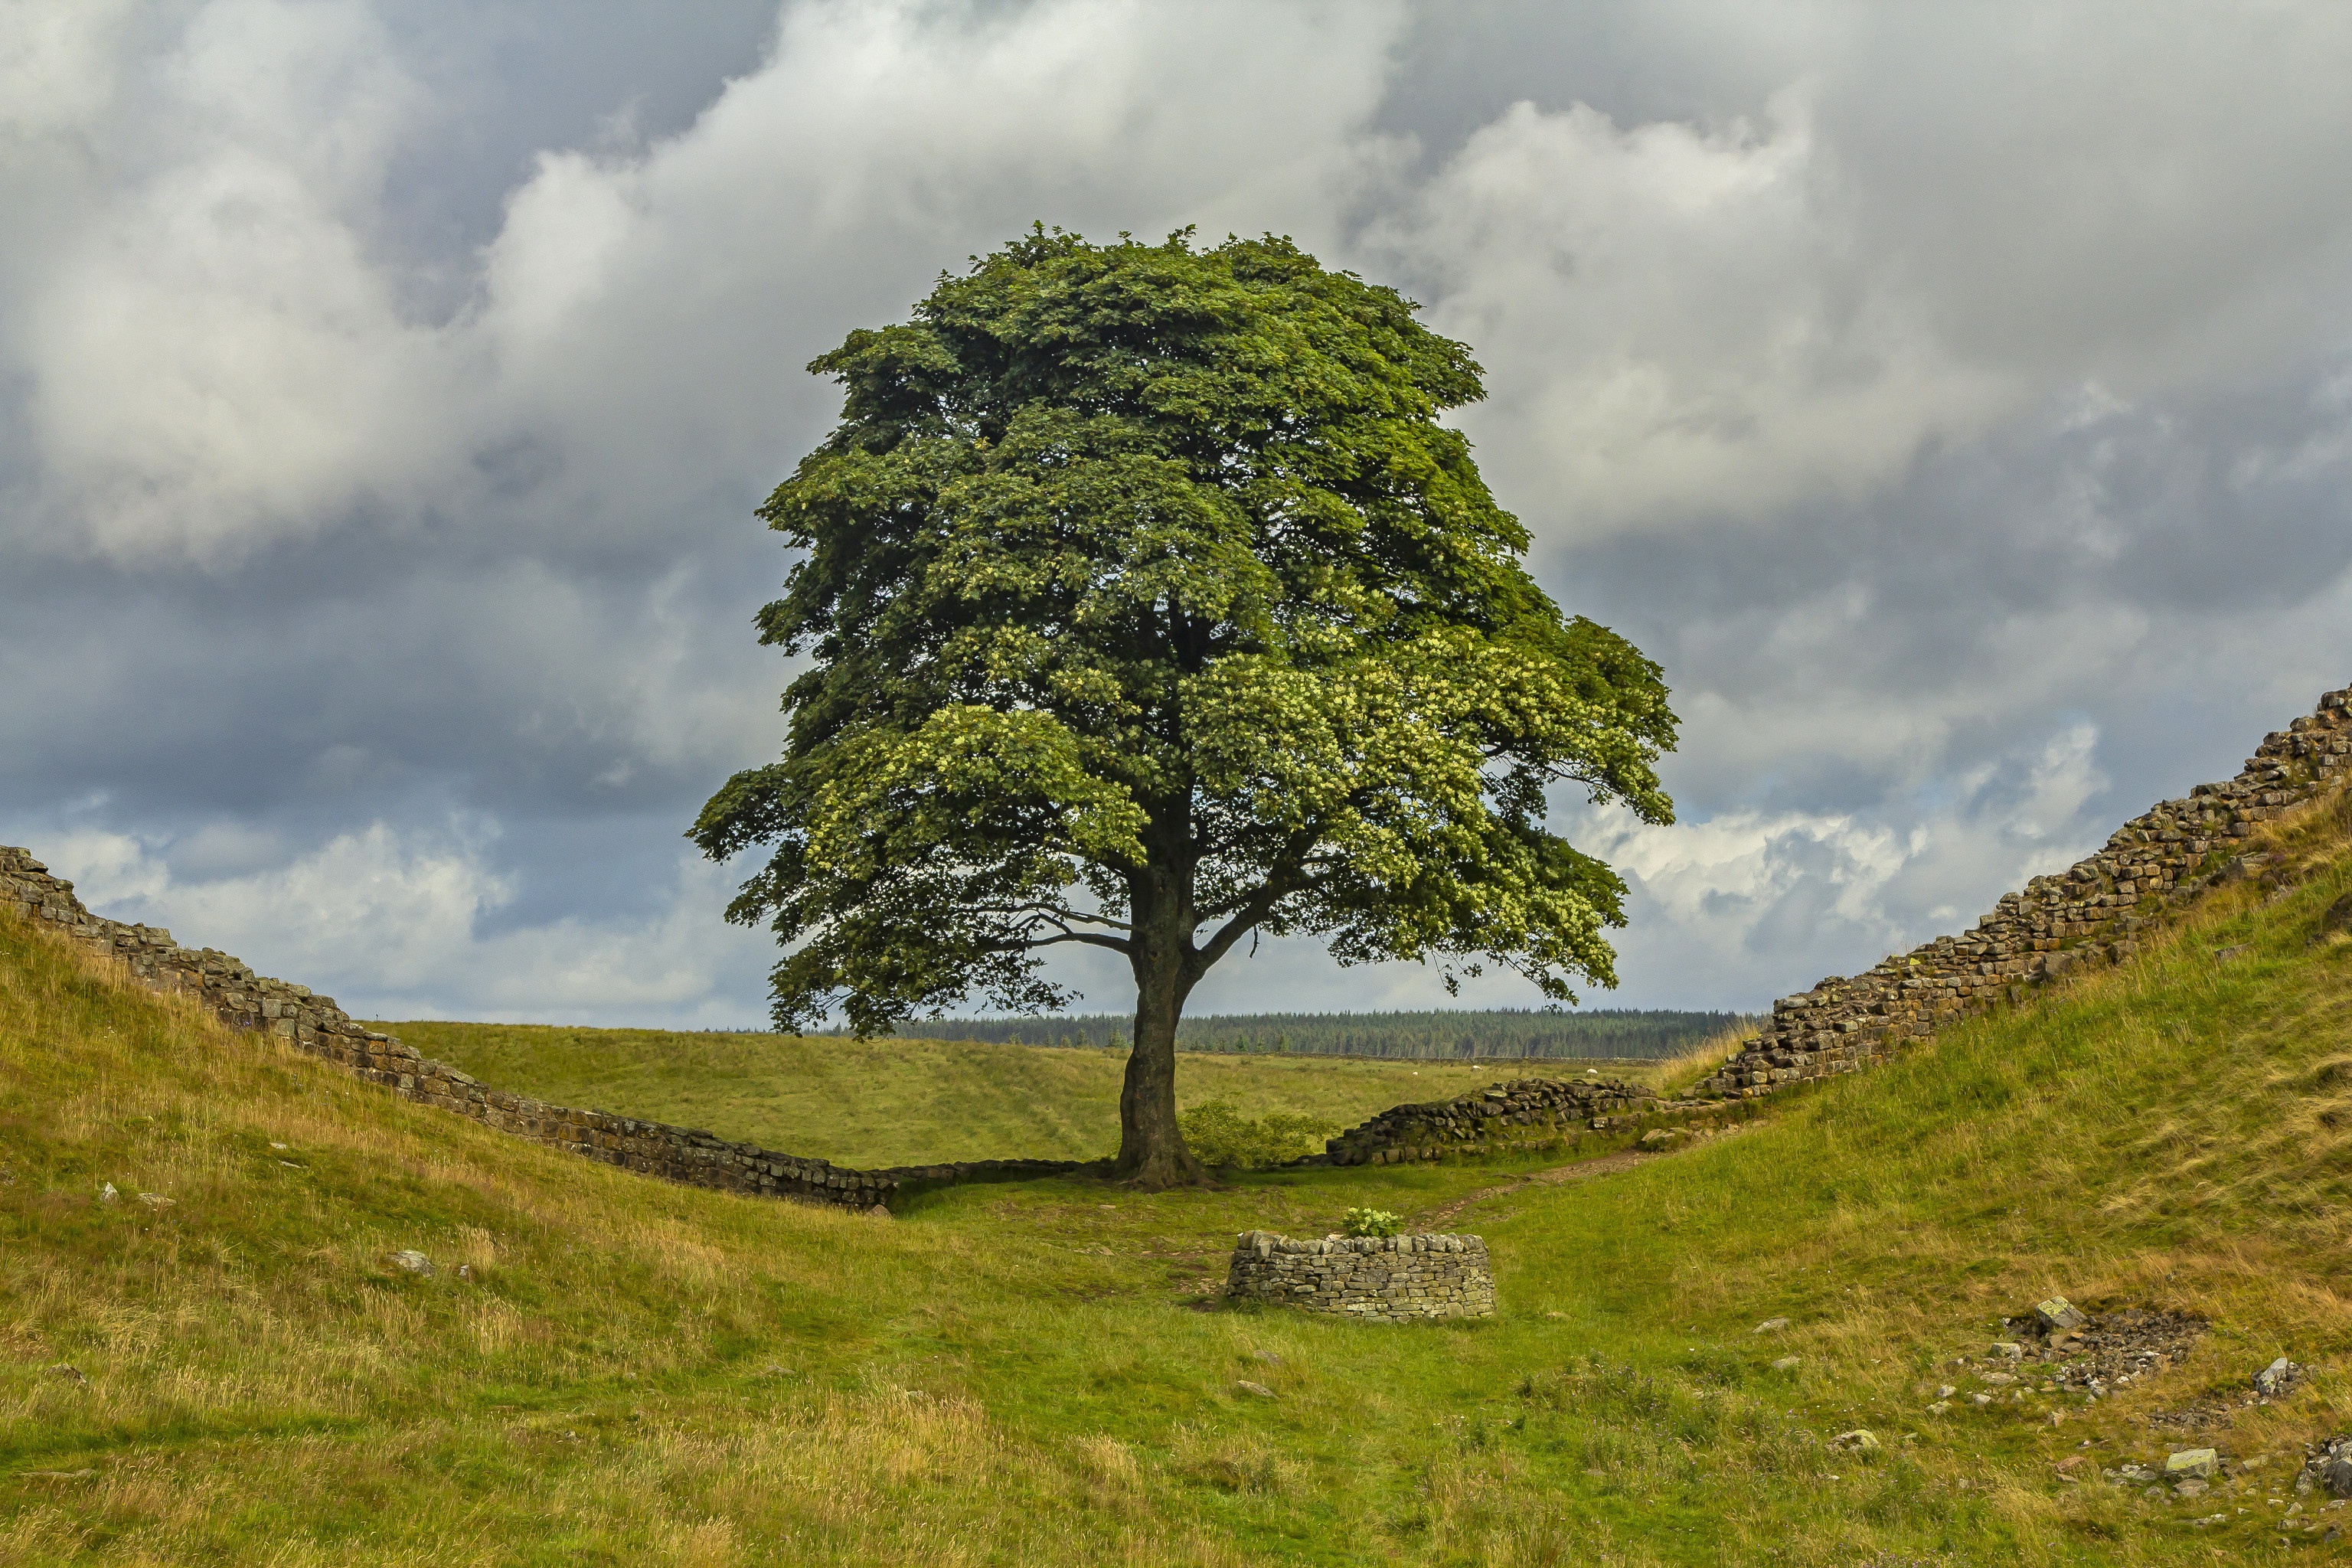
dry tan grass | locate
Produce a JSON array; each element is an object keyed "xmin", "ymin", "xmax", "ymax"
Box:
[{"xmin": 1618, "ymin": 1021, "xmax": 1752, "ymax": 1098}]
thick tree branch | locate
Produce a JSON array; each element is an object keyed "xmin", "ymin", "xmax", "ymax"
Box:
[
  {"xmin": 969, "ymin": 903, "xmax": 1132, "ymax": 931},
  {"xmin": 1013, "ymin": 932, "xmax": 1132, "ymax": 955},
  {"xmin": 1185, "ymin": 826, "xmax": 1323, "ymax": 976}
]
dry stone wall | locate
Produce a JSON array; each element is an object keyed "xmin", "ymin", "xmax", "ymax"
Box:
[
  {"xmin": 0, "ymin": 847, "xmax": 1084, "ymax": 1212},
  {"xmin": 1226, "ymin": 1230, "xmax": 1494, "ymax": 1320},
  {"xmin": 1319, "ymin": 1074, "xmax": 1724, "ymax": 1167},
  {"xmin": 1698, "ymin": 683, "xmax": 2352, "ymax": 1100},
  {"xmin": 17, "ymin": 685, "xmax": 2341, "ymax": 1207}
]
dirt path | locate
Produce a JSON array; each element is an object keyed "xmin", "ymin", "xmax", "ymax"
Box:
[{"xmin": 1416, "ymin": 1125, "xmax": 1745, "ymax": 1230}]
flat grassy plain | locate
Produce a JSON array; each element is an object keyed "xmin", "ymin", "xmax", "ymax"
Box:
[
  {"xmin": 8, "ymin": 794, "xmax": 2352, "ymax": 1562},
  {"xmin": 371, "ymin": 1022, "xmax": 1687, "ymax": 1167}
]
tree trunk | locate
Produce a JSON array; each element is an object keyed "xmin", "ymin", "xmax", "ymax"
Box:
[{"xmin": 1112, "ymin": 888, "xmax": 1207, "ymax": 1188}]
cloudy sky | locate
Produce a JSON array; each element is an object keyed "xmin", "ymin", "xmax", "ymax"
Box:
[{"xmin": 6, "ymin": 0, "xmax": 2351, "ymax": 1027}]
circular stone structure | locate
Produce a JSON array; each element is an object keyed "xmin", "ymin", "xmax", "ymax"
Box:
[{"xmin": 1224, "ymin": 1230, "xmax": 1494, "ymax": 1321}]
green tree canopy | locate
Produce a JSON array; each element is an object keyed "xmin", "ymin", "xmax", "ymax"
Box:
[{"xmin": 693, "ymin": 228, "xmax": 1676, "ymax": 1186}]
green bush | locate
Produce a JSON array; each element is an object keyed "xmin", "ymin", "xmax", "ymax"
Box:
[
  {"xmin": 1343, "ymin": 1207, "xmax": 1401, "ymax": 1238},
  {"xmin": 1176, "ymin": 1099, "xmax": 1337, "ymax": 1170}
]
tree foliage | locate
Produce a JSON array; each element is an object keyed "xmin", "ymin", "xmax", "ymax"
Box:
[{"xmin": 693, "ymin": 227, "xmax": 1676, "ymax": 1181}]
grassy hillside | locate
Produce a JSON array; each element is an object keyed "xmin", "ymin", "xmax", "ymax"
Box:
[
  {"xmin": 370, "ymin": 1023, "xmax": 1690, "ymax": 1167},
  {"xmin": 8, "ymin": 789, "xmax": 2352, "ymax": 1563}
]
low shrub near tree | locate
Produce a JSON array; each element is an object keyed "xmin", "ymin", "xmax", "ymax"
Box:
[{"xmin": 1174, "ymin": 1099, "xmax": 1337, "ymax": 1171}]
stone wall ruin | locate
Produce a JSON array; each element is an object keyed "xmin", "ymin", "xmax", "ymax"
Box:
[
  {"xmin": 1699, "ymin": 683, "xmax": 2352, "ymax": 1099},
  {"xmin": 0, "ymin": 848, "xmax": 1083, "ymax": 1213},
  {"xmin": 11, "ymin": 681, "xmax": 2346, "ymax": 1209},
  {"xmin": 1318, "ymin": 1073, "xmax": 1727, "ymax": 1167}
]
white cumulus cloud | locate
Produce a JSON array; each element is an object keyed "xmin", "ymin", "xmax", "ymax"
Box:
[
  {"xmin": 1368, "ymin": 90, "xmax": 2015, "ymax": 539},
  {"xmin": 34, "ymin": 819, "xmax": 772, "ymax": 1027}
]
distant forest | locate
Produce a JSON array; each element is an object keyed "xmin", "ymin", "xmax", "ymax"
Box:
[{"xmin": 858, "ymin": 1009, "xmax": 1756, "ymax": 1061}]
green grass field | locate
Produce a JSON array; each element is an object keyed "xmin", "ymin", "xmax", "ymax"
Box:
[
  {"xmin": 8, "ymin": 791, "xmax": 2352, "ymax": 1563},
  {"xmin": 368, "ymin": 1022, "xmax": 1695, "ymax": 1168}
]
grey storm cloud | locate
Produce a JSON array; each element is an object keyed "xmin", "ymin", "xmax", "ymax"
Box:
[{"xmin": 3, "ymin": 0, "xmax": 2350, "ymax": 1024}]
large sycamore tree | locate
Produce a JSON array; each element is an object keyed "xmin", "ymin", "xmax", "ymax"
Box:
[{"xmin": 694, "ymin": 230, "xmax": 1676, "ymax": 1187}]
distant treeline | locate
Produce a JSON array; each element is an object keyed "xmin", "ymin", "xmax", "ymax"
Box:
[{"xmin": 851, "ymin": 1009, "xmax": 1756, "ymax": 1061}]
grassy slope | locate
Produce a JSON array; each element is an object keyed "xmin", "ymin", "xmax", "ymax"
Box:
[
  {"xmin": 369, "ymin": 1023, "xmax": 1655, "ymax": 1166},
  {"xmin": 6, "ymin": 793, "xmax": 2352, "ymax": 1563}
]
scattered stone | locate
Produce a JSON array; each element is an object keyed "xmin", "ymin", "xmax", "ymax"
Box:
[
  {"xmin": 1235, "ymin": 1380, "xmax": 1278, "ymax": 1399},
  {"xmin": 1754, "ymin": 1318, "xmax": 1791, "ymax": 1334},
  {"xmin": 1637, "ymin": 1129, "xmax": 1681, "ymax": 1150},
  {"xmin": 2255, "ymin": 1357, "xmax": 2305, "ymax": 1398},
  {"xmin": 2213, "ymin": 943, "xmax": 2252, "ymax": 961},
  {"xmin": 2298, "ymin": 1436, "xmax": 2352, "ymax": 1498},
  {"xmin": 2034, "ymin": 1297, "xmax": 2087, "ymax": 1334},
  {"xmin": 45, "ymin": 1364, "xmax": 87, "ymax": 1387},
  {"xmin": 2173, "ymin": 1478, "xmax": 2210, "ymax": 1499},
  {"xmin": 1979, "ymin": 1372, "xmax": 2017, "ymax": 1387},
  {"xmin": 2166, "ymin": 1449, "xmax": 2220, "ymax": 1480},
  {"xmin": 1772, "ymin": 1356, "xmax": 1802, "ymax": 1371},
  {"xmin": 136, "ymin": 1192, "xmax": 173, "ymax": 1209},
  {"xmin": 270, "ymin": 1142, "xmax": 289, "ymax": 1150},
  {"xmin": 97, "ymin": 1182, "xmax": 117, "ymax": 1204},
  {"xmin": 456, "ymin": 1263, "xmax": 473, "ymax": 1282},
  {"xmin": 1936, "ymin": 1384, "xmax": 1957, "ymax": 1399},
  {"xmin": 2055, "ymin": 1455, "xmax": 2086, "ymax": 1474},
  {"xmin": 1990, "ymin": 1341, "xmax": 2023, "ymax": 1360},
  {"xmin": 2320, "ymin": 892, "xmax": 2352, "ymax": 939},
  {"xmin": 389, "ymin": 1250, "xmax": 433, "ymax": 1276},
  {"xmin": 1970, "ymin": 1393, "xmax": 1994, "ymax": 1406},
  {"xmin": 1830, "ymin": 1429, "xmax": 1880, "ymax": 1452},
  {"xmin": 1927, "ymin": 1401, "xmax": 1952, "ymax": 1413},
  {"xmin": 1995, "ymin": 1303, "xmax": 2205, "ymax": 1413}
]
